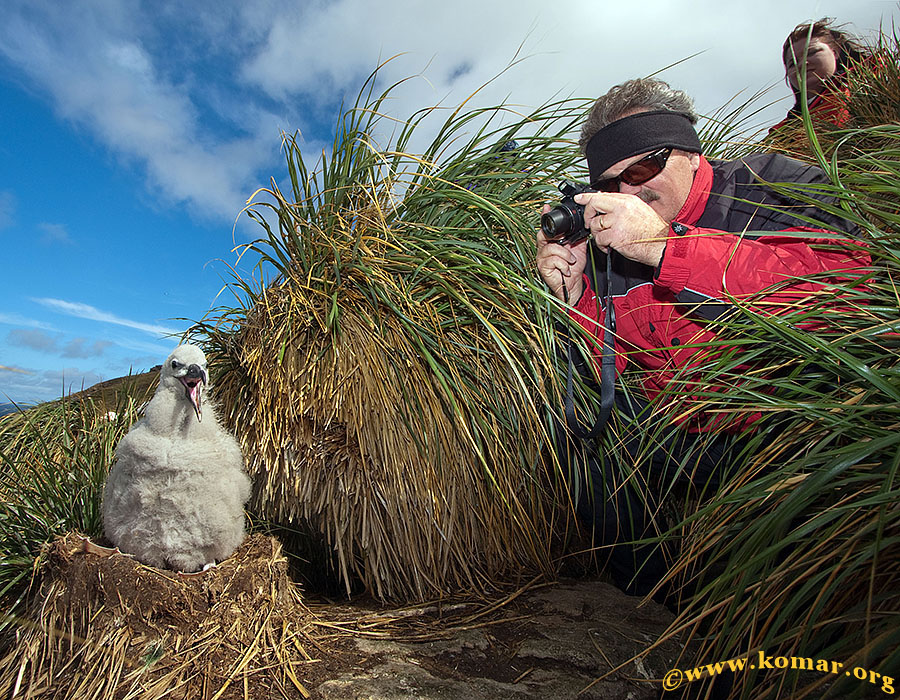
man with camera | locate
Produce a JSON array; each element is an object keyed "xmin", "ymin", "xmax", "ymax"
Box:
[{"xmin": 536, "ymin": 78, "xmax": 868, "ymax": 598}]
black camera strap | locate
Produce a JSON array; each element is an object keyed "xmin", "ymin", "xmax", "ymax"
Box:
[{"xmin": 561, "ymin": 251, "xmax": 616, "ymax": 440}]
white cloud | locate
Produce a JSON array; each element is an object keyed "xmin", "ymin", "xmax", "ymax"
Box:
[
  {"xmin": 36, "ymin": 368, "xmax": 108, "ymax": 398},
  {"xmin": 0, "ymin": 313, "xmax": 56, "ymax": 331},
  {"xmin": 32, "ymin": 297, "xmax": 183, "ymax": 337},
  {"xmin": 105, "ymin": 335, "xmax": 178, "ymax": 357},
  {"xmin": 239, "ymin": 1, "xmax": 562, "ymax": 134},
  {"xmin": 0, "ymin": 0, "xmax": 893, "ymax": 225},
  {"xmin": 239, "ymin": 1, "xmax": 891, "ymax": 130},
  {"xmin": 37, "ymin": 222, "xmax": 73, "ymax": 246},
  {"xmin": 105, "ymin": 41, "xmax": 153, "ymax": 78},
  {"xmin": 230, "ymin": 0, "xmax": 896, "ymax": 168},
  {"xmin": 0, "ymin": 2, "xmax": 282, "ymax": 223}
]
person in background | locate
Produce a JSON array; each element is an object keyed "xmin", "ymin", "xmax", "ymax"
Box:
[
  {"xmin": 537, "ymin": 78, "xmax": 869, "ymax": 598},
  {"xmin": 770, "ymin": 18, "xmax": 868, "ymax": 132}
]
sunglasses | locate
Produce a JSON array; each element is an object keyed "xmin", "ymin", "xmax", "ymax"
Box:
[{"xmin": 592, "ymin": 147, "xmax": 673, "ymax": 192}]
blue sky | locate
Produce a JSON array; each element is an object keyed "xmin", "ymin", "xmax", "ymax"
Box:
[{"xmin": 0, "ymin": 0, "xmax": 894, "ymax": 404}]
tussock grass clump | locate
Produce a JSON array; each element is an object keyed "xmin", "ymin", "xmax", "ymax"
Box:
[
  {"xmin": 194, "ymin": 73, "xmax": 594, "ymax": 601},
  {"xmin": 650, "ymin": 288, "xmax": 900, "ymax": 698}
]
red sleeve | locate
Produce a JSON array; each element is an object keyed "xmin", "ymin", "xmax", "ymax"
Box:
[
  {"xmin": 567, "ymin": 274, "xmax": 628, "ymax": 375},
  {"xmin": 655, "ymin": 225, "xmax": 870, "ymax": 307},
  {"xmin": 569, "ymin": 274, "xmax": 603, "ymax": 334}
]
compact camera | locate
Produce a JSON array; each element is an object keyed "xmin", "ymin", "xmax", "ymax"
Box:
[{"xmin": 540, "ymin": 180, "xmax": 594, "ymax": 245}]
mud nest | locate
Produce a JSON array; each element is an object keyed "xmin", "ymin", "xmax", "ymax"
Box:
[{"xmin": 0, "ymin": 533, "xmax": 322, "ymax": 699}]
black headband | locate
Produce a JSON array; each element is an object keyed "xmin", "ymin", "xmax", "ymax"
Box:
[{"xmin": 585, "ymin": 110, "xmax": 702, "ymax": 185}]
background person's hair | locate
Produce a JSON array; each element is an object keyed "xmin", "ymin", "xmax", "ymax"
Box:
[
  {"xmin": 782, "ymin": 17, "xmax": 867, "ymax": 80},
  {"xmin": 579, "ymin": 78, "xmax": 699, "ymax": 155}
]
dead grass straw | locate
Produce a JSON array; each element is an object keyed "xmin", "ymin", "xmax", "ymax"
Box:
[{"xmin": 0, "ymin": 533, "xmax": 321, "ymax": 700}]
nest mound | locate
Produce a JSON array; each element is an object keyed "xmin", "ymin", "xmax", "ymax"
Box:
[{"xmin": 0, "ymin": 533, "xmax": 320, "ymax": 699}]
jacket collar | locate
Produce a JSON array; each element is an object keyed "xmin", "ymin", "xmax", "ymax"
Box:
[{"xmin": 677, "ymin": 155, "xmax": 713, "ymax": 225}]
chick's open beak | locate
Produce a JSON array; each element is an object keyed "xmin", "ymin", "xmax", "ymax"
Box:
[{"xmin": 180, "ymin": 364, "xmax": 207, "ymax": 422}]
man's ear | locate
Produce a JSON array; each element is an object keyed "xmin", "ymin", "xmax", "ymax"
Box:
[{"xmin": 689, "ymin": 152, "xmax": 701, "ymax": 173}]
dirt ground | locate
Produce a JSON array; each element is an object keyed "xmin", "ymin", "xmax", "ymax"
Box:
[{"xmin": 307, "ymin": 577, "xmax": 681, "ymax": 699}]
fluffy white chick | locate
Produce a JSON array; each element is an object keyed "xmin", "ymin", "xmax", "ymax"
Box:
[{"xmin": 102, "ymin": 344, "xmax": 252, "ymax": 572}]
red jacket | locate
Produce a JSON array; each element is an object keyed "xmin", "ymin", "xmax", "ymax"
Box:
[
  {"xmin": 769, "ymin": 58, "xmax": 870, "ymax": 134},
  {"xmin": 570, "ymin": 154, "xmax": 869, "ymax": 429},
  {"xmin": 769, "ymin": 84, "xmax": 852, "ymax": 134}
]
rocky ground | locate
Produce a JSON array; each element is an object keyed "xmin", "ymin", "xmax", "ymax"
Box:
[{"xmin": 307, "ymin": 577, "xmax": 681, "ymax": 699}]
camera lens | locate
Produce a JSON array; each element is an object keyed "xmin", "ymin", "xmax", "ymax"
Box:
[{"xmin": 541, "ymin": 206, "xmax": 576, "ymax": 239}]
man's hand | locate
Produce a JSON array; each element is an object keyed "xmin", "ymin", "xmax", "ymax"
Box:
[
  {"xmin": 536, "ymin": 205, "xmax": 589, "ymax": 303},
  {"xmin": 574, "ymin": 192, "xmax": 669, "ymax": 268}
]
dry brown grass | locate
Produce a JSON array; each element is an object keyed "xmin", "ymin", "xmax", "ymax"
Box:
[
  {"xmin": 211, "ymin": 265, "xmax": 564, "ymax": 602},
  {"xmin": 0, "ymin": 533, "xmax": 322, "ymax": 699}
]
